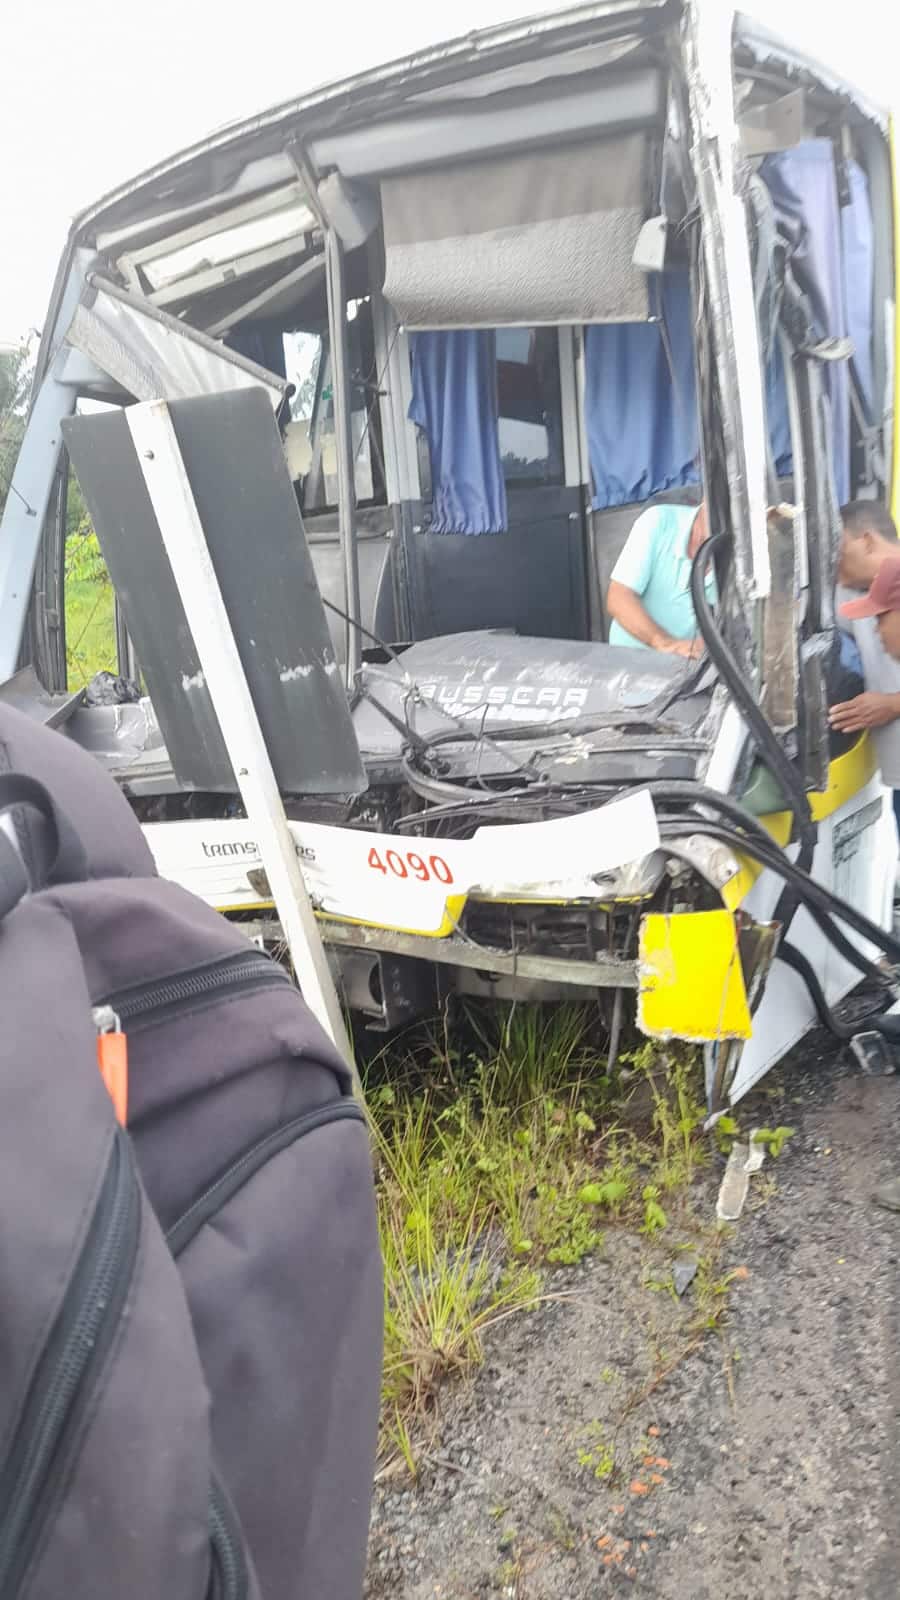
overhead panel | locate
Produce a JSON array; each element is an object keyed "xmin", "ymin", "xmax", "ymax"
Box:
[
  {"xmin": 309, "ymin": 68, "xmax": 663, "ymax": 178},
  {"xmin": 65, "ymin": 277, "xmax": 287, "ymax": 407},
  {"xmin": 381, "ymin": 133, "xmax": 651, "ymax": 328}
]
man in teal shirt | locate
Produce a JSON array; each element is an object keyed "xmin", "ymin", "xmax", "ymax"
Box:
[{"xmin": 606, "ymin": 501, "xmax": 715, "ymax": 657}]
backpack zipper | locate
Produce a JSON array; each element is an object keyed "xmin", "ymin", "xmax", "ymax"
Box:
[
  {"xmin": 207, "ymin": 1477, "xmax": 250, "ymax": 1600},
  {"xmin": 101, "ymin": 950, "xmax": 291, "ymax": 1032},
  {"xmin": 167, "ymin": 1099, "xmax": 365, "ymax": 1258},
  {"xmin": 0, "ymin": 1130, "xmax": 140, "ymax": 1599}
]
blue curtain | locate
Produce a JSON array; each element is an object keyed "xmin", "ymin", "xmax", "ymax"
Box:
[
  {"xmin": 408, "ymin": 330, "xmax": 508, "ymax": 534},
  {"xmin": 584, "ymin": 271, "xmax": 699, "ymax": 510},
  {"xmin": 761, "ymin": 140, "xmax": 852, "ymax": 504},
  {"xmin": 763, "ymin": 151, "xmax": 874, "ymax": 488},
  {"xmin": 842, "ymin": 159, "xmax": 875, "ymax": 422},
  {"xmin": 584, "ymin": 147, "xmax": 874, "ymax": 511}
]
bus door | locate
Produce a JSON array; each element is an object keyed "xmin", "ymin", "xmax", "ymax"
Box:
[{"xmin": 406, "ymin": 325, "xmax": 589, "ymax": 643}]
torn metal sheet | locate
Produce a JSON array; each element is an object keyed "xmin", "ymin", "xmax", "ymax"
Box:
[
  {"xmin": 716, "ymin": 1132, "xmax": 768, "ymax": 1221},
  {"xmin": 638, "ymin": 908, "xmax": 753, "ymax": 1043},
  {"xmin": 144, "ymin": 786, "xmax": 660, "ymax": 936},
  {"xmin": 471, "ymin": 789, "xmax": 659, "ymax": 894},
  {"xmin": 716, "ymin": 1142, "xmax": 750, "ymax": 1221},
  {"xmin": 849, "ymin": 1032, "xmax": 899, "ymax": 1076},
  {"xmin": 0, "ymin": 667, "xmax": 83, "ymax": 730},
  {"xmin": 63, "ymin": 390, "xmax": 364, "ymax": 797},
  {"xmin": 65, "ymin": 277, "xmax": 287, "ymax": 408},
  {"xmin": 734, "ymin": 15, "xmax": 888, "ymax": 132},
  {"xmin": 761, "ymin": 508, "xmax": 799, "ymax": 733},
  {"xmin": 681, "ymin": 1, "xmax": 771, "ymax": 605},
  {"xmin": 744, "ymin": 1129, "xmax": 767, "ymax": 1172}
]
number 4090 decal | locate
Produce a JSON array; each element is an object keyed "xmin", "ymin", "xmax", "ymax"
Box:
[{"xmin": 367, "ymin": 846, "xmax": 454, "ymax": 885}]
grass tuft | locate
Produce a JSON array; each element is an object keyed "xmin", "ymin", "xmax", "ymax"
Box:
[{"xmin": 368, "ymin": 1005, "xmax": 711, "ymax": 1468}]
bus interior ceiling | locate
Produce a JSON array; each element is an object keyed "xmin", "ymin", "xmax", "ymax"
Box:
[{"xmin": 7, "ymin": 6, "xmax": 892, "ymax": 838}]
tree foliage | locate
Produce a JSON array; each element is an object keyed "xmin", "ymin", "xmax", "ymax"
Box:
[
  {"xmin": 0, "ymin": 341, "xmax": 32, "ymax": 418},
  {"xmin": 0, "ymin": 339, "xmax": 93, "ymax": 538},
  {"xmin": 0, "ymin": 341, "xmax": 33, "ymax": 520}
]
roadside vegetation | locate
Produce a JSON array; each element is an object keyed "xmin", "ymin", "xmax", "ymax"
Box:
[
  {"xmin": 365, "ymin": 1003, "xmax": 756, "ymax": 1474},
  {"xmin": 2, "ymin": 344, "xmax": 115, "ymax": 691},
  {"xmin": 64, "ymin": 522, "xmax": 116, "ymax": 687}
]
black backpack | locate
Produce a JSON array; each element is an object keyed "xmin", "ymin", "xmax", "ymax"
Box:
[{"xmin": 0, "ymin": 702, "xmax": 382, "ymax": 1600}]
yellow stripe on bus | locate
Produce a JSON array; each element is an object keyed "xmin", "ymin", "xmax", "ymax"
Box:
[{"xmin": 723, "ymin": 733, "xmax": 877, "ymax": 908}]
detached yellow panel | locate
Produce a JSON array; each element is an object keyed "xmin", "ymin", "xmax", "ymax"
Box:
[{"xmin": 638, "ymin": 909, "xmax": 752, "ymax": 1043}]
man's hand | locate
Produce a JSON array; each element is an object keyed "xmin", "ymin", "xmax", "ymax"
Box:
[
  {"xmin": 828, "ymin": 692, "xmax": 900, "ymax": 733},
  {"xmin": 659, "ymin": 636, "xmax": 704, "ymax": 660},
  {"xmin": 606, "ymin": 578, "xmax": 705, "ymax": 658}
]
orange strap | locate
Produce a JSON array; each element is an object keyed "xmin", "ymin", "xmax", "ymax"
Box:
[{"xmin": 97, "ymin": 1032, "xmax": 128, "ymax": 1127}]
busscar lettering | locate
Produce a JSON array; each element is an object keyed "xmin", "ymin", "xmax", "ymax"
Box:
[{"xmin": 416, "ymin": 683, "xmax": 589, "ymax": 716}]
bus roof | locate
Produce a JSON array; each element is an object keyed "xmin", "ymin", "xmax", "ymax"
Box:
[{"xmin": 31, "ymin": 0, "xmax": 887, "ymax": 393}]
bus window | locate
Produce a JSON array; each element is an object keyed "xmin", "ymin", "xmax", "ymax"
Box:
[
  {"xmin": 282, "ymin": 330, "xmax": 321, "ymax": 425},
  {"xmin": 295, "ymin": 299, "xmax": 387, "ymax": 514},
  {"xmin": 496, "ymin": 327, "xmax": 563, "ymax": 487}
]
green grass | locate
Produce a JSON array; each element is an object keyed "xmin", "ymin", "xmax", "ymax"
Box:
[
  {"xmin": 64, "ymin": 529, "xmax": 117, "ymax": 688},
  {"xmin": 367, "ymin": 1006, "xmax": 711, "ymax": 1470},
  {"xmin": 65, "ymin": 576, "xmax": 117, "ymax": 687}
]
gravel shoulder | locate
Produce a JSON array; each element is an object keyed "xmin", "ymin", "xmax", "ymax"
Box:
[{"xmin": 366, "ymin": 1034, "xmax": 900, "ymax": 1600}]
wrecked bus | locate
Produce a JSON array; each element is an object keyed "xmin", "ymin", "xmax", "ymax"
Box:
[{"xmin": 2, "ymin": 0, "xmax": 898, "ymax": 1110}]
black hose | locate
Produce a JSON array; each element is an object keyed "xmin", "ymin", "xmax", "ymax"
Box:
[
  {"xmin": 657, "ymin": 815, "xmax": 900, "ymax": 965},
  {"xmin": 640, "ymin": 780, "xmax": 783, "ymax": 850},
  {"xmin": 777, "ymin": 940, "xmax": 899, "ymax": 1041},
  {"xmin": 777, "ymin": 940, "xmax": 861, "ymax": 1040},
  {"xmin": 691, "ymin": 533, "xmax": 813, "ymax": 837},
  {"xmin": 661, "ymin": 826, "xmax": 884, "ymax": 987},
  {"xmin": 400, "ymin": 754, "xmax": 544, "ymax": 809},
  {"xmin": 651, "ymin": 800, "xmax": 893, "ymax": 1015},
  {"xmin": 398, "ymin": 771, "xmax": 890, "ymax": 985},
  {"xmin": 397, "ymin": 776, "xmax": 784, "ymax": 838},
  {"xmin": 646, "ymin": 782, "xmax": 885, "ymax": 985},
  {"xmin": 398, "ymin": 773, "xmax": 890, "ymax": 982},
  {"xmin": 690, "ymin": 531, "xmax": 818, "ymax": 968},
  {"xmin": 395, "ymin": 793, "xmax": 592, "ymax": 831},
  {"xmin": 655, "ymin": 814, "xmax": 889, "ymax": 950},
  {"xmin": 796, "ymin": 903, "xmax": 885, "ymax": 987}
]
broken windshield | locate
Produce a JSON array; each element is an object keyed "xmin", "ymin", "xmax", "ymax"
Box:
[{"xmin": 287, "ymin": 300, "xmax": 386, "ymax": 512}]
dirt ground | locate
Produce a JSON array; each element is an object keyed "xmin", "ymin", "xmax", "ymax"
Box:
[{"xmin": 365, "ymin": 1030, "xmax": 900, "ymax": 1600}]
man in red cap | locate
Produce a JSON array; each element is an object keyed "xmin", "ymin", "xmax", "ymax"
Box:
[
  {"xmin": 838, "ymin": 556, "xmax": 900, "ymax": 665},
  {"xmin": 831, "ymin": 503, "xmax": 900, "ymax": 749},
  {"xmin": 831, "ymin": 506, "xmax": 900, "ymax": 837},
  {"xmin": 837, "ymin": 558, "xmax": 900, "ymax": 1213}
]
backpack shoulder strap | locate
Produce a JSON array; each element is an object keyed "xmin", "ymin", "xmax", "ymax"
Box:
[{"xmin": 0, "ymin": 772, "xmax": 87, "ymax": 916}]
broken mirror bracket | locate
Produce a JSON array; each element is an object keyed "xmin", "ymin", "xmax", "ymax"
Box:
[{"xmin": 849, "ymin": 1031, "xmax": 900, "ymax": 1077}]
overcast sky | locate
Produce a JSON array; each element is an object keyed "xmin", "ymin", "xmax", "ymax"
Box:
[{"xmin": 0, "ymin": 0, "xmax": 892, "ymax": 345}]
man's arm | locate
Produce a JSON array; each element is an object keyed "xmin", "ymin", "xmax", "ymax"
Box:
[
  {"xmin": 828, "ymin": 692, "xmax": 900, "ymax": 733},
  {"xmin": 606, "ymin": 580, "xmax": 702, "ymax": 658}
]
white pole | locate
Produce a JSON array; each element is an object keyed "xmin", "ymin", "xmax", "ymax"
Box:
[{"xmin": 124, "ymin": 399, "xmax": 357, "ymax": 1079}]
